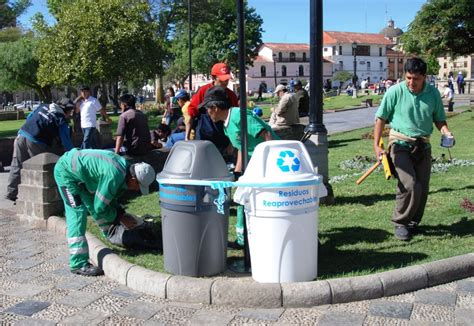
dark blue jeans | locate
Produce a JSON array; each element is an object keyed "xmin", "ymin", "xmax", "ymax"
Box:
[{"xmin": 81, "ymin": 127, "xmax": 98, "ymax": 149}]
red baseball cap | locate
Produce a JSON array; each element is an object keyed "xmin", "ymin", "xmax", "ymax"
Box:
[{"xmin": 211, "ymin": 63, "xmax": 231, "ymax": 81}]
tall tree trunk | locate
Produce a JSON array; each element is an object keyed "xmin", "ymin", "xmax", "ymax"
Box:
[{"xmin": 155, "ymin": 75, "xmax": 164, "ymax": 104}]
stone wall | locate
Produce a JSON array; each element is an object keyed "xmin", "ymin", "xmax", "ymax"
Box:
[
  {"xmin": 0, "ymin": 110, "xmax": 25, "ymax": 121},
  {"xmin": 272, "ymin": 124, "xmax": 306, "ymax": 141},
  {"xmin": 16, "ymin": 153, "xmax": 63, "ymax": 226}
]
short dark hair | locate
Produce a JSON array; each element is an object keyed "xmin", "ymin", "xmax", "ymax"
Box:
[
  {"xmin": 157, "ymin": 123, "xmax": 171, "ymax": 135},
  {"xmin": 119, "ymin": 94, "xmax": 136, "ymax": 109},
  {"xmin": 404, "ymin": 58, "xmax": 427, "ymax": 75},
  {"xmin": 206, "ymin": 100, "xmax": 230, "ymax": 110}
]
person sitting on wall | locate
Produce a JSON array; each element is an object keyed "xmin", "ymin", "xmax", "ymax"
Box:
[{"xmin": 269, "ymin": 84, "xmax": 299, "ymax": 127}]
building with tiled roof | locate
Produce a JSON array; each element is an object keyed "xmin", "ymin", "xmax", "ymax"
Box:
[
  {"xmin": 245, "ymin": 43, "xmax": 333, "ymax": 92},
  {"xmin": 322, "ymin": 31, "xmax": 393, "ymax": 83}
]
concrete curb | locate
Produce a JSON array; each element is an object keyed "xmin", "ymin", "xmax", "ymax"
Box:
[{"xmin": 25, "ymin": 215, "xmax": 474, "ymax": 308}]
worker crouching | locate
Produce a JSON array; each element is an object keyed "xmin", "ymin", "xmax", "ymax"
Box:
[{"xmin": 54, "ymin": 148, "xmax": 156, "ymax": 276}]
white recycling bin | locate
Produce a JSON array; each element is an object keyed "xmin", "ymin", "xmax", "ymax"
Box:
[{"xmin": 234, "ymin": 140, "xmax": 327, "ymax": 283}]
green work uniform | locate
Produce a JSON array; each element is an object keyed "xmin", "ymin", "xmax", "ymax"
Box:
[
  {"xmin": 54, "ymin": 148, "xmax": 129, "ymax": 270},
  {"xmin": 376, "ymin": 81, "xmax": 446, "ymax": 147},
  {"xmin": 224, "ymin": 108, "xmax": 278, "ymax": 245}
]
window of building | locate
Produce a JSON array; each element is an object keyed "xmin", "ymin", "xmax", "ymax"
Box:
[
  {"xmin": 323, "ymin": 47, "xmax": 328, "ymax": 52},
  {"xmin": 464, "ymin": 61, "xmax": 468, "ymax": 67},
  {"xmin": 367, "ymin": 62, "xmax": 371, "ymax": 71},
  {"xmin": 389, "ymin": 58, "xmax": 394, "ymax": 63},
  {"xmin": 339, "ymin": 46, "xmax": 342, "ymax": 55},
  {"xmin": 379, "ymin": 62, "xmax": 383, "ymax": 71},
  {"xmin": 290, "ymin": 52, "xmax": 296, "ymax": 61},
  {"xmin": 355, "ymin": 45, "xmax": 370, "ymax": 56},
  {"xmin": 261, "ymin": 65, "xmax": 266, "ymax": 77},
  {"xmin": 398, "ymin": 58, "xmax": 403, "ymax": 63},
  {"xmin": 278, "ymin": 52, "xmax": 282, "ymax": 62},
  {"xmin": 379, "ymin": 47, "xmax": 382, "ymax": 56},
  {"xmin": 332, "ymin": 46, "xmax": 336, "ymax": 55},
  {"xmin": 303, "ymin": 53, "xmax": 307, "ymax": 61},
  {"xmin": 444, "ymin": 63, "xmax": 447, "ymax": 68},
  {"xmin": 299, "ymin": 65, "xmax": 304, "ymax": 76},
  {"xmin": 282, "ymin": 65, "xmax": 287, "ymax": 77}
]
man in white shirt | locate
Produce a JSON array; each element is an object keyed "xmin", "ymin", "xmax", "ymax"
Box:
[{"xmin": 76, "ymin": 86, "xmax": 110, "ymax": 148}]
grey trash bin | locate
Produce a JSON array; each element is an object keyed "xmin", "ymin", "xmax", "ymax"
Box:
[{"xmin": 157, "ymin": 140, "xmax": 234, "ymax": 277}]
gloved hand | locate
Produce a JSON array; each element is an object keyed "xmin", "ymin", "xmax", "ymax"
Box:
[{"xmin": 117, "ymin": 212, "xmax": 139, "ymax": 230}]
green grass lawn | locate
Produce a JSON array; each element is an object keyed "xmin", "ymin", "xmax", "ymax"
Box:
[{"xmin": 86, "ymin": 107, "xmax": 474, "ymax": 279}]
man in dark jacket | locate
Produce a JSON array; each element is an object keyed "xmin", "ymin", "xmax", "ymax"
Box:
[{"xmin": 6, "ymin": 97, "xmax": 75, "ymax": 201}]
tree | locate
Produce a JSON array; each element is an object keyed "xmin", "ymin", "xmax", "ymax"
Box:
[
  {"xmin": 332, "ymin": 71, "xmax": 353, "ymax": 83},
  {"xmin": 0, "ymin": 0, "xmax": 31, "ymax": 28},
  {"xmin": 37, "ymin": 0, "xmax": 161, "ymax": 92},
  {"xmin": 402, "ymin": 0, "xmax": 474, "ymax": 57},
  {"xmin": 0, "ymin": 36, "xmax": 51, "ymax": 101},
  {"xmin": 166, "ymin": 0, "xmax": 263, "ymax": 87}
]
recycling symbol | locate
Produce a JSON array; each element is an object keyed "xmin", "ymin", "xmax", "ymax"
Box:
[{"xmin": 276, "ymin": 150, "xmax": 301, "ymax": 172}]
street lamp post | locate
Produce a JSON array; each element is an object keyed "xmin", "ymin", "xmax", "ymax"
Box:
[
  {"xmin": 352, "ymin": 41, "xmax": 358, "ymax": 98},
  {"xmin": 188, "ymin": 0, "xmax": 192, "ymax": 92},
  {"xmin": 273, "ymin": 54, "xmax": 278, "ymax": 88}
]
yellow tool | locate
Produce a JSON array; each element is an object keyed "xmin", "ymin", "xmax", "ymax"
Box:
[
  {"xmin": 379, "ymin": 138, "xmax": 393, "ymax": 180},
  {"xmin": 356, "ymin": 138, "xmax": 393, "ymax": 185}
]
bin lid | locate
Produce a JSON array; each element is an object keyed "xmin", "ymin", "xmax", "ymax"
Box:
[
  {"xmin": 157, "ymin": 140, "xmax": 233, "ymax": 181},
  {"xmin": 238, "ymin": 140, "xmax": 317, "ymax": 183}
]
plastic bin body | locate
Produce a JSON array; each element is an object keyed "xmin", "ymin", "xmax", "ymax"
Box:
[
  {"xmin": 157, "ymin": 141, "xmax": 233, "ymax": 277},
  {"xmin": 234, "ymin": 140, "xmax": 326, "ymax": 283}
]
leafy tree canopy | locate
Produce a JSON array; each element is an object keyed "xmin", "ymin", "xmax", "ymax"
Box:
[
  {"xmin": 402, "ymin": 0, "xmax": 474, "ymax": 57},
  {"xmin": 37, "ymin": 0, "xmax": 161, "ymax": 87},
  {"xmin": 0, "ymin": 0, "xmax": 31, "ymax": 28},
  {"xmin": 332, "ymin": 70, "xmax": 353, "ymax": 83},
  {"xmin": 166, "ymin": 0, "xmax": 263, "ymax": 86},
  {"xmin": 0, "ymin": 35, "xmax": 51, "ymax": 100}
]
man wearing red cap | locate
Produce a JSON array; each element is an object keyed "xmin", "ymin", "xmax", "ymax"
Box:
[{"xmin": 185, "ymin": 63, "xmax": 238, "ymax": 154}]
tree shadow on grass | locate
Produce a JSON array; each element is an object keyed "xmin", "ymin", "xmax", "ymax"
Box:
[
  {"xmin": 334, "ymin": 193, "xmax": 394, "ymax": 206},
  {"xmin": 328, "ymin": 138, "xmax": 361, "ymax": 149}
]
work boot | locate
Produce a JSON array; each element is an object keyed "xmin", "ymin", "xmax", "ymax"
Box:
[
  {"xmin": 394, "ymin": 226, "xmax": 411, "ymax": 241},
  {"xmin": 71, "ymin": 263, "xmax": 104, "ymax": 277}
]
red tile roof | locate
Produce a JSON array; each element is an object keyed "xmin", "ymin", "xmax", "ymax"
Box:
[
  {"xmin": 263, "ymin": 43, "xmax": 309, "ymax": 51},
  {"xmin": 253, "ymin": 55, "xmax": 272, "ymax": 62},
  {"xmin": 323, "ymin": 31, "xmax": 393, "ymax": 45}
]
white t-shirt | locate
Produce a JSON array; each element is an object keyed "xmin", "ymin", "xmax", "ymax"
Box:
[
  {"xmin": 80, "ymin": 96, "xmax": 102, "ymax": 128},
  {"xmin": 443, "ymin": 88, "xmax": 453, "ymax": 100}
]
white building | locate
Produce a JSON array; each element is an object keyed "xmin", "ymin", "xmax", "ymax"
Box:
[
  {"xmin": 437, "ymin": 55, "xmax": 474, "ymax": 79},
  {"xmin": 323, "ymin": 31, "xmax": 393, "ymax": 83},
  {"xmin": 246, "ymin": 43, "xmax": 333, "ymax": 92}
]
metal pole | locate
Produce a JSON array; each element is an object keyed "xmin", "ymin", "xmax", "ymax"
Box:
[
  {"xmin": 236, "ymin": 0, "xmax": 250, "ymax": 270},
  {"xmin": 352, "ymin": 43, "xmax": 357, "ymax": 98},
  {"xmin": 188, "ymin": 0, "xmax": 192, "ymax": 91},
  {"xmin": 302, "ymin": 0, "xmax": 326, "ymax": 140},
  {"xmin": 273, "ymin": 55, "xmax": 277, "ymax": 88}
]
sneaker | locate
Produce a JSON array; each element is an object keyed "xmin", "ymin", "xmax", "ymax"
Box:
[
  {"xmin": 4, "ymin": 194, "xmax": 17, "ymax": 202},
  {"xmin": 394, "ymin": 226, "xmax": 411, "ymax": 241},
  {"xmin": 71, "ymin": 263, "xmax": 104, "ymax": 276}
]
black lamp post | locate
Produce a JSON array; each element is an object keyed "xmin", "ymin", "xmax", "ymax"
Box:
[
  {"xmin": 273, "ymin": 54, "xmax": 278, "ymax": 88},
  {"xmin": 188, "ymin": 0, "xmax": 192, "ymax": 91},
  {"xmin": 352, "ymin": 41, "xmax": 358, "ymax": 98}
]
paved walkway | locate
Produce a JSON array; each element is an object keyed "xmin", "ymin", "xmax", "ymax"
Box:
[{"xmin": 1, "ymin": 208, "xmax": 473, "ymax": 325}]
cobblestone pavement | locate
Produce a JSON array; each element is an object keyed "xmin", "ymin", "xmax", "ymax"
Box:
[{"xmin": 1, "ymin": 211, "xmax": 473, "ymax": 325}]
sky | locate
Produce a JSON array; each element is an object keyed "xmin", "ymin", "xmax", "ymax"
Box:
[{"xmin": 19, "ymin": 0, "xmax": 427, "ymax": 43}]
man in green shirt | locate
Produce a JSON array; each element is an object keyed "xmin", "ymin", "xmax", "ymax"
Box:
[
  {"xmin": 373, "ymin": 57, "xmax": 454, "ymax": 241},
  {"xmin": 198, "ymin": 86, "xmax": 278, "ymax": 247}
]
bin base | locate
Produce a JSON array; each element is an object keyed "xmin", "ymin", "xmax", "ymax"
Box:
[
  {"xmin": 246, "ymin": 211, "xmax": 318, "ymax": 283},
  {"xmin": 161, "ymin": 206, "xmax": 229, "ymax": 277}
]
